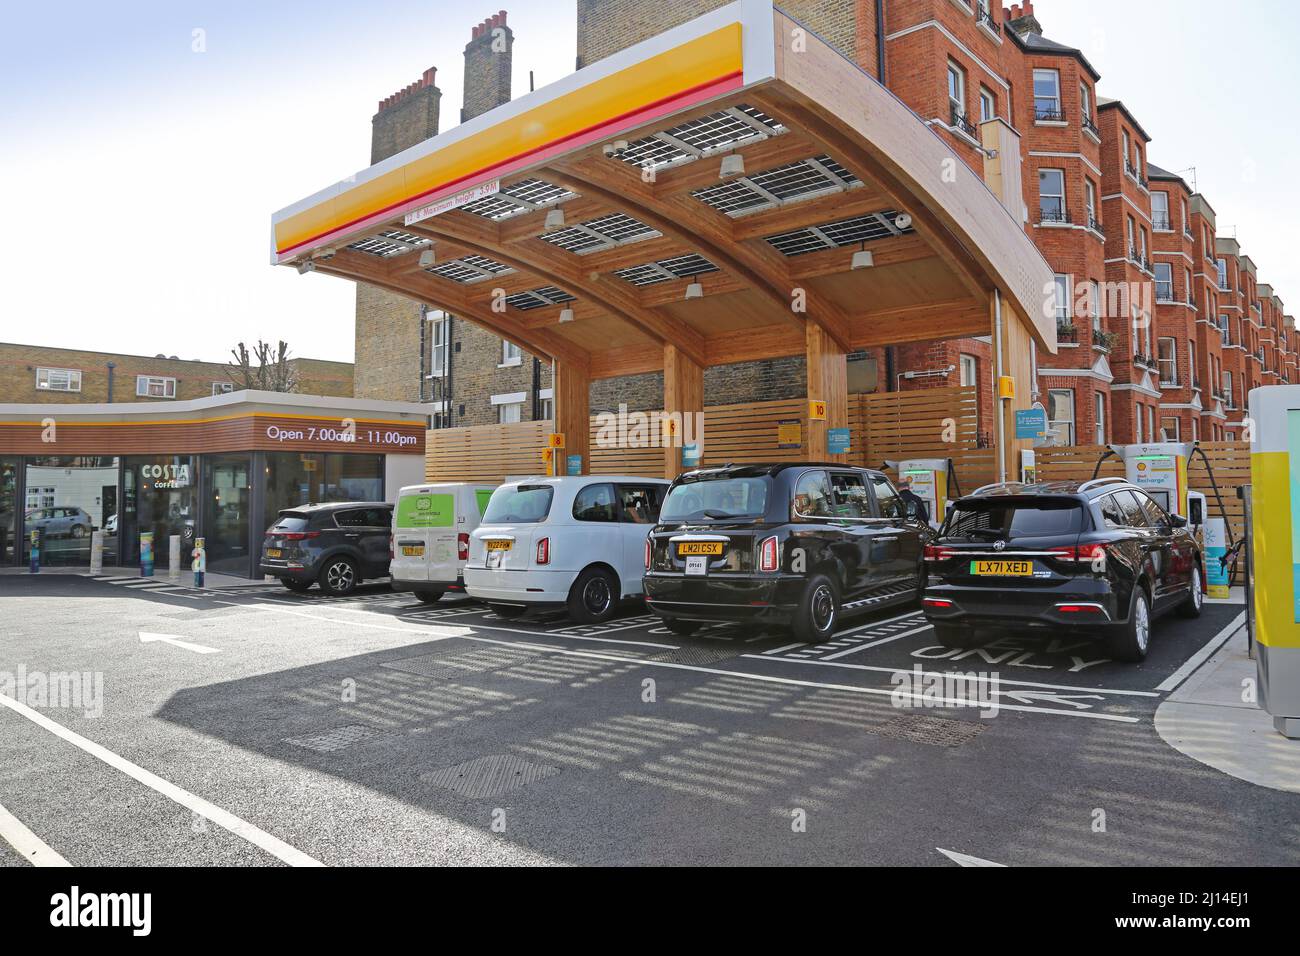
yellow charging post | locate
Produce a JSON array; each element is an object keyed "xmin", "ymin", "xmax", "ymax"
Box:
[{"xmin": 1249, "ymin": 385, "xmax": 1300, "ymax": 738}]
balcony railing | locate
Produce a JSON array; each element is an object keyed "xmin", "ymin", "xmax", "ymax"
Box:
[
  {"xmin": 976, "ymin": 6, "xmax": 999, "ymax": 31},
  {"xmin": 949, "ymin": 103, "xmax": 978, "ymax": 137},
  {"xmin": 1192, "ymin": 377, "xmax": 1202, "ymax": 391},
  {"xmin": 1039, "ymin": 207, "xmax": 1072, "ymax": 225},
  {"xmin": 1056, "ymin": 322, "xmax": 1080, "ymax": 343},
  {"xmin": 1158, "ymin": 373, "xmax": 1180, "ymax": 387},
  {"xmin": 1085, "ymin": 215, "xmax": 1105, "ymax": 237},
  {"xmin": 1152, "ymin": 215, "xmax": 1171, "ymax": 231},
  {"xmin": 1035, "ymin": 104, "xmax": 1066, "ymax": 122},
  {"xmin": 1094, "ymin": 329, "xmax": 1119, "ymax": 352},
  {"xmin": 1081, "ymin": 114, "xmax": 1100, "ymax": 137}
]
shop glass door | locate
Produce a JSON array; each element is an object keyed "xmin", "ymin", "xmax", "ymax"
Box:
[
  {"xmin": 122, "ymin": 456, "xmax": 198, "ymax": 569},
  {"xmin": 0, "ymin": 458, "xmax": 17, "ymax": 565},
  {"xmin": 204, "ymin": 455, "xmax": 252, "ymax": 576}
]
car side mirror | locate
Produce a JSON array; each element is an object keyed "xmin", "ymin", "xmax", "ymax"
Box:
[{"xmin": 1169, "ymin": 513, "xmax": 1188, "ymax": 529}]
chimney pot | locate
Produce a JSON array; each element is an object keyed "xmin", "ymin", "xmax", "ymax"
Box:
[{"xmin": 1023, "ymin": 0, "xmax": 1034, "ymax": 13}]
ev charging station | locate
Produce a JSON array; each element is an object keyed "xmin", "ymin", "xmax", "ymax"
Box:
[
  {"xmin": 1110, "ymin": 442, "xmax": 1195, "ymax": 519},
  {"xmin": 890, "ymin": 458, "xmax": 951, "ymax": 529},
  {"xmin": 1248, "ymin": 385, "xmax": 1300, "ymax": 738}
]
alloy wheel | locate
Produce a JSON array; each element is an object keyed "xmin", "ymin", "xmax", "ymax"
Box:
[
  {"xmin": 583, "ymin": 577, "xmax": 611, "ymax": 615},
  {"xmin": 327, "ymin": 561, "xmax": 355, "ymax": 592},
  {"xmin": 1134, "ymin": 594, "xmax": 1150, "ymax": 652},
  {"xmin": 810, "ymin": 584, "xmax": 836, "ymax": 633}
]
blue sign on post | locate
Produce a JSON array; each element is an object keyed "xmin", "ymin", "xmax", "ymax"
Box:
[
  {"xmin": 681, "ymin": 442, "xmax": 701, "ymax": 468},
  {"xmin": 1015, "ymin": 406, "xmax": 1048, "ymax": 440},
  {"xmin": 566, "ymin": 454, "xmax": 582, "ymax": 476},
  {"xmin": 827, "ymin": 427, "xmax": 851, "ymax": 455}
]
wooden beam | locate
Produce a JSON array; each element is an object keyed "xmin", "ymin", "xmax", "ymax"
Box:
[
  {"xmin": 786, "ymin": 233, "xmax": 936, "ymax": 281},
  {"xmin": 553, "ymin": 359, "xmax": 590, "ymax": 475},
  {"xmin": 728, "ymin": 187, "xmax": 893, "ymax": 242},
  {"xmin": 805, "ymin": 322, "xmax": 848, "ymax": 463}
]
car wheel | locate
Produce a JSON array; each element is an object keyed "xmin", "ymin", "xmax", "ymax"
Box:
[
  {"xmin": 1107, "ymin": 587, "xmax": 1151, "ymax": 662},
  {"xmin": 71, "ymin": 525, "xmax": 86, "ymax": 539},
  {"xmin": 933, "ymin": 624, "xmax": 976, "ymax": 648},
  {"xmin": 414, "ymin": 589, "xmax": 445, "ymax": 604},
  {"xmin": 488, "ymin": 603, "xmax": 527, "ymax": 619},
  {"xmin": 281, "ymin": 578, "xmax": 312, "ymax": 593},
  {"xmin": 661, "ymin": 618, "xmax": 701, "ymax": 636},
  {"xmin": 1178, "ymin": 563, "xmax": 1204, "ymax": 619},
  {"xmin": 791, "ymin": 573, "xmax": 839, "ymax": 643},
  {"xmin": 319, "ymin": 557, "xmax": 358, "ymax": 596},
  {"xmin": 568, "ymin": 566, "xmax": 620, "ymax": 624}
]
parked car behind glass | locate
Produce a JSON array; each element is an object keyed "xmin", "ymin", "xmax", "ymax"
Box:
[{"xmin": 260, "ymin": 502, "xmax": 394, "ymax": 595}]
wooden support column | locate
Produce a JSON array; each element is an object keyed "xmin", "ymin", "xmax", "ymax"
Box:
[
  {"xmin": 662, "ymin": 343, "xmax": 703, "ymax": 479},
  {"xmin": 553, "ymin": 357, "xmax": 590, "ymax": 476},
  {"xmin": 992, "ymin": 291, "xmax": 1035, "ymax": 483},
  {"xmin": 805, "ymin": 322, "xmax": 848, "ymax": 463}
]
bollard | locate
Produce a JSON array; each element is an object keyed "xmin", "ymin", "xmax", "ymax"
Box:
[
  {"xmin": 168, "ymin": 535, "xmax": 181, "ymax": 582},
  {"xmin": 139, "ymin": 531, "xmax": 154, "ymax": 577},
  {"xmin": 28, "ymin": 529, "xmax": 40, "ymax": 574},
  {"xmin": 89, "ymin": 530, "xmax": 104, "ymax": 575},
  {"xmin": 192, "ymin": 537, "xmax": 206, "ymax": 588}
]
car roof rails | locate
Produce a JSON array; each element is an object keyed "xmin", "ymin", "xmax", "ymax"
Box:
[
  {"xmin": 971, "ymin": 481, "xmax": 1028, "ymax": 496},
  {"xmin": 1078, "ymin": 477, "xmax": 1129, "ymax": 494}
]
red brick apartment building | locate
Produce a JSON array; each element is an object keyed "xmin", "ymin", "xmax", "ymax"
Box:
[{"xmin": 349, "ymin": 0, "xmax": 1293, "ymax": 446}]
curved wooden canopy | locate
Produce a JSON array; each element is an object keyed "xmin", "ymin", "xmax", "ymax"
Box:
[{"xmin": 273, "ymin": 0, "xmax": 1056, "ymax": 379}]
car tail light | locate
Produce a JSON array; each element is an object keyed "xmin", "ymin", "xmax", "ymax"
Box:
[
  {"xmin": 924, "ymin": 544, "xmax": 956, "ymax": 562},
  {"xmin": 389, "ymin": 534, "xmax": 394, "ymax": 560},
  {"xmin": 267, "ymin": 531, "xmax": 320, "ymax": 540},
  {"xmin": 535, "ymin": 537, "xmax": 549, "ymax": 565},
  {"xmin": 457, "ymin": 532, "xmax": 469, "ymax": 561},
  {"xmin": 1055, "ymin": 603, "xmax": 1105, "ymax": 614},
  {"xmin": 923, "ymin": 597, "xmax": 955, "ymax": 609},
  {"xmin": 645, "ymin": 536, "xmax": 653, "ymax": 570},
  {"xmin": 1050, "ymin": 543, "xmax": 1109, "ymax": 562},
  {"xmin": 758, "ymin": 536, "xmax": 779, "ymax": 572}
]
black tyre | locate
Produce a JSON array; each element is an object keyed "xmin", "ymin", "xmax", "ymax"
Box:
[
  {"xmin": 791, "ymin": 573, "xmax": 839, "ymax": 643},
  {"xmin": 661, "ymin": 618, "xmax": 701, "ymax": 636},
  {"xmin": 1106, "ymin": 587, "xmax": 1151, "ymax": 662},
  {"xmin": 281, "ymin": 578, "xmax": 313, "ymax": 593},
  {"xmin": 414, "ymin": 589, "xmax": 445, "ymax": 604},
  {"xmin": 488, "ymin": 603, "xmax": 528, "ymax": 619},
  {"xmin": 1177, "ymin": 563, "xmax": 1204, "ymax": 619},
  {"xmin": 933, "ymin": 624, "xmax": 976, "ymax": 648},
  {"xmin": 568, "ymin": 566, "xmax": 620, "ymax": 624},
  {"xmin": 318, "ymin": 557, "xmax": 359, "ymax": 596}
]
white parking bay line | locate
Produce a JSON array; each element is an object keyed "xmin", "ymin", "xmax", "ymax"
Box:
[
  {"xmin": 1155, "ymin": 611, "xmax": 1248, "ymax": 693},
  {"xmin": 0, "ymin": 694, "xmax": 322, "ymax": 867},
  {"xmin": 763, "ymin": 642, "xmax": 807, "ymax": 656},
  {"xmin": 821, "ymin": 624, "xmax": 934, "ymax": 660},
  {"xmin": 0, "ymin": 801, "xmax": 69, "ymax": 867}
]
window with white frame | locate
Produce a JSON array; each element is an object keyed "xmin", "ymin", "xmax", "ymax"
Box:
[
  {"xmin": 1033, "ymin": 69, "xmax": 1061, "ymax": 120},
  {"xmin": 978, "ymin": 86, "xmax": 996, "ymax": 123},
  {"xmin": 1181, "ymin": 198, "xmax": 1189, "ymax": 234},
  {"xmin": 501, "ymin": 340, "xmax": 522, "ymax": 366},
  {"xmin": 1085, "ymin": 179, "xmax": 1097, "ymax": 228},
  {"xmin": 429, "ymin": 312, "xmax": 450, "ymax": 377},
  {"xmin": 1038, "ymin": 169, "xmax": 1066, "ymax": 222},
  {"xmin": 1080, "ymin": 83, "xmax": 1093, "ymax": 125},
  {"xmin": 1185, "ymin": 267, "xmax": 1194, "ymax": 305},
  {"xmin": 1122, "ymin": 130, "xmax": 1131, "ymax": 170},
  {"xmin": 35, "ymin": 367, "xmax": 81, "ymax": 392},
  {"xmin": 1160, "ymin": 417, "xmax": 1181, "ymax": 442},
  {"xmin": 1126, "ymin": 216, "xmax": 1136, "ymax": 258},
  {"xmin": 1151, "ymin": 191, "xmax": 1170, "ymax": 231},
  {"xmin": 947, "ymin": 61, "xmax": 967, "ymax": 127},
  {"xmin": 211, "ymin": 381, "xmax": 233, "ymax": 396},
  {"xmin": 1089, "ymin": 280, "xmax": 1103, "ymax": 332},
  {"xmin": 959, "ymin": 353, "xmax": 977, "ymax": 387},
  {"xmin": 1223, "ymin": 369, "xmax": 1234, "ymax": 406},
  {"xmin": 1094, "ymin": 393, "xmax": 1106, "ymax": 444},
  {"xmin": 1135, "ymin": 404, "xmax": 1143, "ymax": 442},
  {"xmin": 537, "ymin": 387, "xmax": 554, "ymax": 422},
  {"xmin": 1053, "ymin": 274, "xmax": 1072, "ymax": 326},
  {"xmin": 1216, "ymin": 258, "xmax": 1229, "ymax": 290},
  {"xmin": 497, "ymin": 401, "xmax": 522, "ymax": 424},
  {"xmin": 26, "ymin": 486, "xmax": 56, "ymax": 510},
  {"xmin": 1157, "ymin": 337, "xmax": 1178, "ymax": 385},
  {"xmin": 1189, "ymin": 339, "xmax": 1198, "ymax": 386},
  {"xmin": 1147, "ymin": 405, "xmax": 1156, "ymax": 443},
  {"xmin": 1154, "ymin": 263, "xmax": 1173, "ymax": 302},
  {"xmin": 1047, "ymin": 389, "xmax": 1075, "ymax": 446},
  {"xmin": 136, "ymin": 375, "xmax": 176, "ymax": 398},
  {"xmin": 1218, "ymin": 314, "xmax": 1230, "ymax": 346}
]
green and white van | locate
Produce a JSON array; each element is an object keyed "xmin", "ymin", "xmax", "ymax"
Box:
[{"xmin": 390, "ymin": 482, "xmax": 496, "ymax": 602}]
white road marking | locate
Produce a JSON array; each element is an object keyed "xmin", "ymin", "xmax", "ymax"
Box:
[
  {"xmin": 833, "ymin": 609, "xmax": 925, "ymax": 637},
  {"xmin": 1155, "ymin": 611, "xmax": 1248, "ymax": 693},
  {"xmin": 937, "ymin": 847, "xmax": 1006, "ymax": 867},
  {"xmin": 0, "ymin": 801, "xmax": 70, "ymax": 867},
  {"xmin": 0, "ymin": 693, "xmax": 322, "ymax": 866},
  {"xmin": 740, "ymin": 653, "xmax": 1161, "ymax": 697},
  {"xmin": 821, "ymin": 624, "xmax": 935, "ymax": 660},
  {"xmin": 138, "ymin": 632, "xmax": 220, "ymax": 655},
  {"xmin": 763, "ymin": 642, "xmax": 807, "ymax": 656}
]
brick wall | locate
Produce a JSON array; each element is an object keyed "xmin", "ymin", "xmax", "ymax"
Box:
[{"xmin": 462, "ymin": 12, "xmax": 513, "ymax": 122}]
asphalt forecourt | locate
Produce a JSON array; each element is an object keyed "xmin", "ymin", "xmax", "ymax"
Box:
[{"xmin": 0, "ymin": 572, "xmax": 1288, "ymax": 879}]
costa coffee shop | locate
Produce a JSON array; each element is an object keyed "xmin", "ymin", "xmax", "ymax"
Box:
[{"xmin": 0, "ymin": 391, "xmax": 429, "ymax": 577}]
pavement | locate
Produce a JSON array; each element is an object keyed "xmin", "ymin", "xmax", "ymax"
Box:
[{"xmin": 1, "ymin": 572, "xmax": 1297, "ymax": 866}]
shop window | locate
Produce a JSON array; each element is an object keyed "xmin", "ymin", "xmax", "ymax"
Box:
[{"xmin": 23, "ymin": 456, "xmax": 119, "ymax": 567}]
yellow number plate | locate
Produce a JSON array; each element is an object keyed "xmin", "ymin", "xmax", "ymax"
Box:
[
  {"xmin": 401, "ymin": 546, "xmax": 424, "ymax": 557},
  {"xmin": 971, "ymin": 560, "xmax": 1033, "ymax": 576},
  {"xmin": 486, "ymin": 540, "xmax": 513, "ymax": 552},
  {"xmin": 266, "ymin": 549, "xmax": 282, "ymax": 558},
  {"xmin": 678, "ymin": 542, "xmax": 724, "ymax": 556}
]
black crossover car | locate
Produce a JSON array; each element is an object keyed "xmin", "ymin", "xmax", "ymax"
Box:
[
  {"xmin": 260, "ymin": 502, "xmax": 394, "ymax": 595},
  {"xmin": 921, "ymin": 478, "xmax": 1203, "ymax": 661},
  {"xmin": 643, "ymin": 463, "xmax": 931, "ymax": 640}
]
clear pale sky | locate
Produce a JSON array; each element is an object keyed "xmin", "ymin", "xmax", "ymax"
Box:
[{"xmin": 2, "ymin": 0, "xmax": 1296, "ymax": 364}]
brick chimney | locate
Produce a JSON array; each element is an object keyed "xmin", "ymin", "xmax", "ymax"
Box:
[
  {"xmin": 462, "ymin": 10, "xmax": 513, "ymax": 123},
  {"xmin": 371, "ymin": 67, "xmax": 441, "ymax": 164},
  {"xmin": 1004, "ymin": 1, "xmax": 1042, "ymax": 36}
]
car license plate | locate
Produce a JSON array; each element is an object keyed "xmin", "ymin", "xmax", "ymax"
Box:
[
  {"xmin": 684, "ymin": 555, "xmax": 708, "ymax": 576},
  {"xmin": 679, "ymin": 542, "xmax": 723, "ymax": 556},
  {"xmin": 401, "ymin": 545, "xmax": 423, "ymax": 557},
  {"xmin": 971, "ymin": 560, "xmax": 1033, "ymax": 576},
  {"xmin": 486, "ymin": 540, "xmax": 512, "ymax": 552},
  {"xmin": 266, "ymin": 549, "xmax": 282, "ymax": 559},
  {"xmin": 486, "ymin": 550, "xmax": 504, "ymax": 570}
]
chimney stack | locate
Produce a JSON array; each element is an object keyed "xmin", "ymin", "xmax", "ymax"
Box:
[
  {"xmin": 1005, "ymin": 1, "xmax": 1042, "ymax": 36},
  {"xmin": 370, "ymin": 66, "xmax": 441, "ymax": 164},
  {"xmin": 462, "ymin": 10, "xmax": 513, "ymax": 123}
]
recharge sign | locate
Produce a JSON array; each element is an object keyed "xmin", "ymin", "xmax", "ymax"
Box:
[{"xmin": 396, "ymin": 493, "xmax": 454, "ymax": 529}]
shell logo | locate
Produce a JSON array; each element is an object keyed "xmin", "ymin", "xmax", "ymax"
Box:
[{"xmin": 1137, "ymin": 462, "xmax": 1148, "ymax": 473}]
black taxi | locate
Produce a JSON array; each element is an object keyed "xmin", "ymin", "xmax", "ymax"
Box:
[{"xmin": 643, "ymin": 463, "xmax": 931, "ymax": 640}]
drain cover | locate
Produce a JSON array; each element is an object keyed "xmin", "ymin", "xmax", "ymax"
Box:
[
  {"xmin": 649, "ymin": 644, "xmax": 741, "ymax": 666},
  {"xmin": 423, "ymin": 754, "xmax": 560, "ymax": 799},
  {"xmin": 869, "ymin": 714, "xmax": 986, "ymax": 747},
  {"xmin": 284, "ymin": 724, "xmax": 387, "ymax": 753}
]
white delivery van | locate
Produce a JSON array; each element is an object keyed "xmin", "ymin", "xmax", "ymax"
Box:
[
  {"xmin": 390, "ymin": 482, "xmax": 497, "ymax": 602},
  {"xmin": 464, "ymin": 476, "xmax": 670, "ymax": 623}
]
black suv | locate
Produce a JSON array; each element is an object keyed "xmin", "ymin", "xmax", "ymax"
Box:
[
  {"xmin": 643, "ymin": 463, "xmax": 931, "ymax": 640},
  {"xmin": 260, "ymin": 502, "xmax": 394, "ymax": 595},
  {"xmin": 922, "ymin": 479, "xmax": 1203, "ymax": 661}
]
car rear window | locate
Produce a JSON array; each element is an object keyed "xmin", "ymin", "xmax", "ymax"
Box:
[
  {"xmin": 271, "ymin": 513, "xmax": 309, "ymax": 533},
  {"xmin": 482, "ymin": 485, "xmax": 554, "ymax": 523},
  {"xmin": 945, "ymin": 499, "xmax": 1083, "ymax": 539},
  {"xmin": 660, "ymin": 476, "xmax": 768, "ymax": 522}
]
